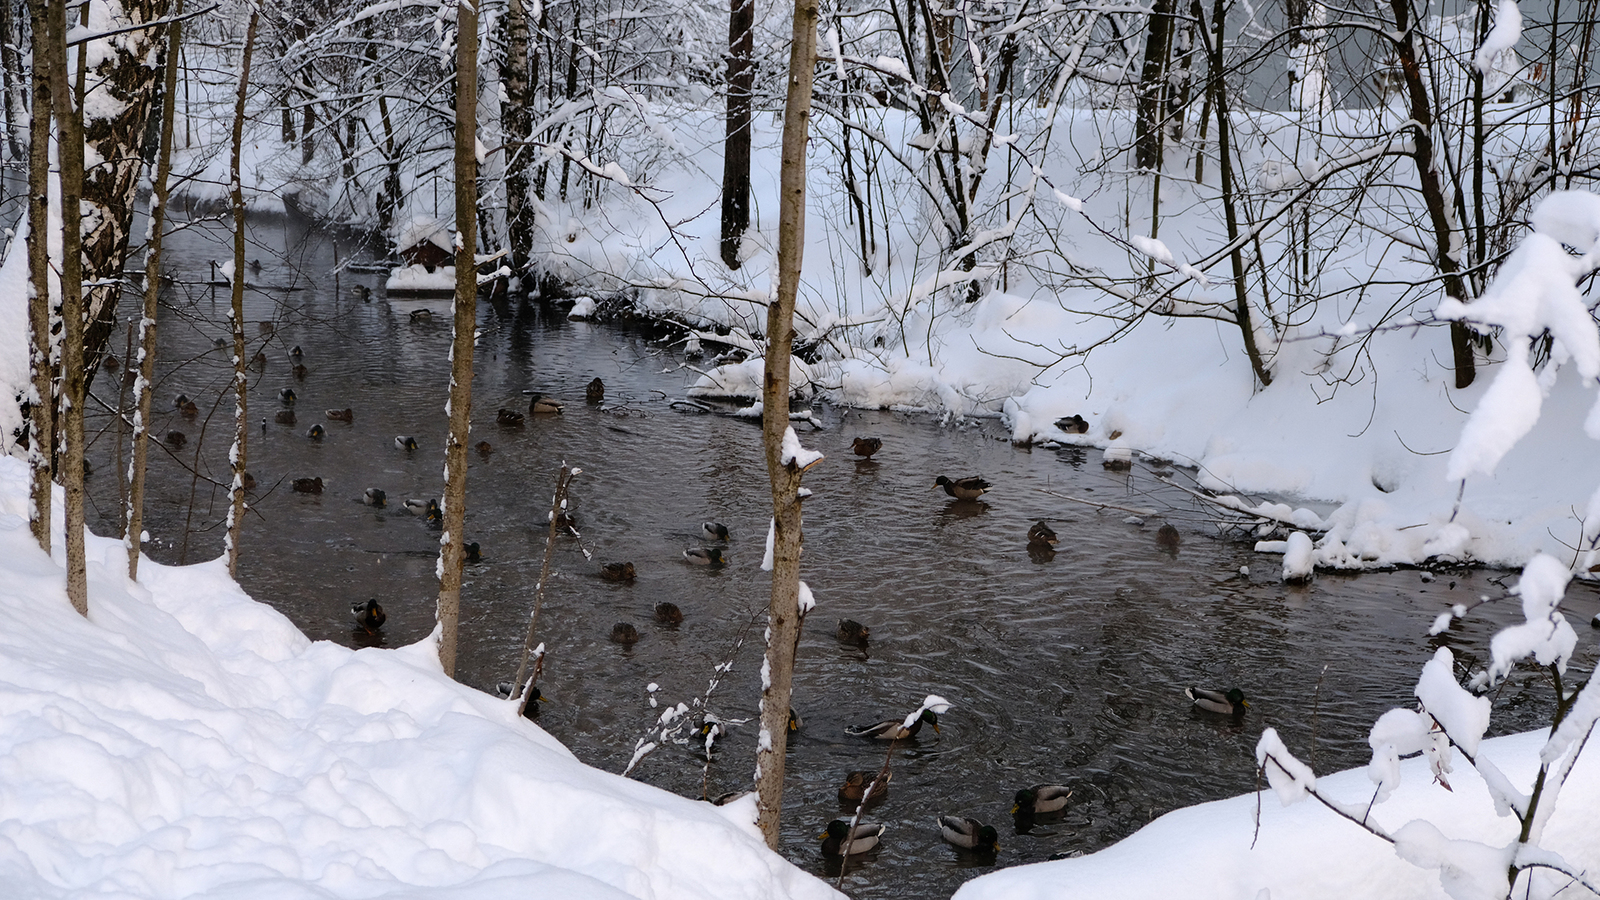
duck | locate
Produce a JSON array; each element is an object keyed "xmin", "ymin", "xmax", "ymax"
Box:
[
  {"xmin": 600, "ymin": 561, "xmax": 636, "ymax": 582},
  {"xmin": 845, "ymin": 708, "xmax": 939, "ymax": 740},
  {"xmin": 519, "ymin": 685, "xmax": 546, "ymax": 720},
  {"xmin": 306, "ymin": 424, "xmax": 325, "ymax": 440},
  {"xmin": 475, "ymin": 440, "xmax": 493, "ymax": 456},
  {"xmin": 701, "ymin": 521, "xmax": 730, "ymax": 541},
  {"xmin": 788, "ymin": 708, "xmax": 803, "ymax": 732},
  {"xmin": 1157, "ymin": 523, "xmax": 1181, "ymax": 550},
  {"xmin": 289, "ymin": 346, "xmax": 304, "ymax": 364},
  {"xmin": 165, "ymin": 430, "xmax": 187, "ymax": 448},
  {"xmin": 174, "ymin": 395, "xmax": 198, "ymax": 418},
  {"xmin": 249, "ymin": 350, "xmax": 267, "ymax": 369},
  {"xmin": 937, "ymin": 816, "xmax": 999, "ymax": 853},
  {"xmin": 352, "ymin": 598, "xmax": 386, "ymax": 632},
  {"xmin": 654, "ymin": 601, "xmax": 683, "ymax": 625},
  {"xmin": 1056, "ymin": 414, "xmax": 1089, "ymax": 435},
  {"xmin": 395, "ymin": 435, "xmax": 419, "ymax": 451},
  {"xmin": 257, "ymin": 320, "xmax": 274, "ymax": 334},
  {"xmin": 248, "ymin": 258, "xmax": 262, "ymax": 275},
  {"xmin": 325, "ymin": 408, "xmax": 354, "ymax": 422},
  {"xmin": 464, "ymin": 541, "xmax": 481, "ymax": 563},
  {"xmin": 683, "ymin": 547, "xmax": 726, "ymax": 567},
  {"xmin": 362, "ymin": 488, "xmax": 387, "ymax": 507},
  {"xmin": 694, "ymin": 714, "xmax": 726, "ymax": 748},
  {"xmin": 292, "ymin": 364, "xmax": 308, "ymax": 380},
  {"xmin": 851, "ymin": 436, "xmax": 882, "ymax": 459},
  {"xmin": 935, "ymin": 475, "xmax": 991, "ymax": 500},
  {"xmin": 279, "ymin": 388, "xmax": 296, "ymax": 405},
  {"xmin": 838, "ymin": 770, "xmax": 890, "ymax": 807},
  {"xmin": 403, "ymin": 497, "xmax": 440, "ymax": 517},
  {"xmin": 610, "ymin": 622, "xmax": 639, "ymax": 645},
  {"xmin": 837, "ymin": 619, "xmax": 870, "ymax": 647},
  {"xmin": 408, "ymin": 308, "xmax": 432, "ymax": 323},
  {"xmin": 1028, "ymin": 521, "xmax": 1059, "ymax": 547},
  {"xmin": 1186, "ymin": 686, "xmax": 1249, "ymax": 716},
  {"xmin": 103, "ymin": 354, "xmax": 119, "ymax": 371},
  {"xmin": 586, "ymin": 377, "xmax": 605, "ymax": 404},
  {"xmin": 527, "ymin": 392, "xmax": 564, "ymax": 415},
  {"xmin": 241, "ymin": 471, "xmax": 257, "ymax": 491},
  {"xmin": 292, "ymin": 477, "xmax": 323, "ymax": 494},
  {"xmin": 820, "ymin": 820, "xmax": 884, "ymax": 857},
  {"xmin": 274, "ymin": 409, "xmax": 296, "ymax": 425},
  {"xmin": 1011, "ymin": 784, "xmax": 1072, "ymax": 816},
  {"xmin": 496, "ymin": 408, "xmax": 526, "ymax": 426},
  {"xmin": 353, "ymin": 284, "xmax": 372, "ymax": 302}
]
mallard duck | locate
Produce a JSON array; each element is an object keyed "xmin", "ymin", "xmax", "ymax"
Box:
[
  {"xmin": 654, "ymin": 601, "xmax": 683, "ymax": 625},
  {"xmin": 289, "ymin": 346, "xmax": 304, "ymax": 363},
  {"xmin": 292, "ymin": 364, "xmax": 308, "ymax": 380},
  {"xmin": 937, "ymin": 816, "xmax": 999, "ymax": 853},
  {"xmin": 820, "ymin": 820, "xmax": 884, "ymax": 857},
  {"xmin": 1028, "ymin": 521, "xmax": 1059, "ymax": 547},
  {"xmin": 279, "ymin": 388, "xmax": 296, "ymax": 405},
  {"xmin": 708, "ymin": 790, "xmax": 748, "ymax": 806},
  {"xmin": 352, "ymin": 598, "xmax": 385, "ymax": 632},
  {"xmin": 693, "ymin": 714, "xmax": 726, "ymax": 751},
  {"xmin": 258, "ymin": 321, "xmax": 274, "ymax": 335},
  {"xmin": 165, "ymin": 430, "xmax": 187, "ymax": 448},
  {"xmin": 1056, "ymin": 414, "xmax": 1089, "ymax": 435},
  {"xmin": 475, "ymin": 440, "xmax": 493, "ymax": 456},
  {"xmin": 935, "ymin": 475, "xmax": 991, "ymax": 500},
  {"xmin": 249, "ymin": 351, "xmax": 267, "ymax": 369},
  {"xmin": 174, "ymin": 394, "xmax": 198, "ymax": 417},
  {"xmin": 528, "ymin": 392, "xmax": 565, "ymax": 415},
  {"xmin": 838, "ymin": 770, "xmax": 890, "ymax": 807},
  {"xmin": 402, "ymin": 497, "xmax": 439, "ymax": 517},
  {"xmin": 248, "ymin": 259, "xmax": 262, "ymax": 274},
  {"xmin": 104, "ymin": 354, "xmax": 120, "ymax": 371},
  {"xmin": 497, "ymin": 408, "xmax": 525, "ymax": 426},
  {"xmin": 275, "ymin": 409, "xmax": 296, "ymax": 425},
  {"xmin": 353, "ymin": 284, "xmax": 371, "ymax": 302},
  {"xmin": 601, "ymin": 562, "xmax": 636, "ymax": 582},
  {"xmin": 610, "ymin": 622, "xmax": 640, "ymax": 645},
  {"xmin": 1186, "ymin": 686, "xmax": 1249, "ymax": 716},
  {"xmin": 306, "ymin": 424, "xmax": 325, "ymax": 440},
  {"xmin": 518, "ymin": 685, "xmax": 547, "ymax": 720},
  {"xmin": 1157, "ymin": 523, "xmax": 1181, "ymax": 550},
  {"xmin": 241, "ymin": 471, "xmax": 257, "ymax": 491},
  {"xmin": 1011, "ymin": 784, "xmax": 1072, "ymax": 816},
  {"xmin": 837, "ymin": 619, "xmax": 870, "ymax": 647},
  {"xmin": 683, "ymin": 547, "xmax": 726, "ymax": 566},
  {"xmin": 362, "ymin": 488, "xmax": 387, "ymax": 507},
  {"xmin": 702, "ymin": 521, "xmax": 730, "ymax": 541},
  {"xmin": 212, "ymin": 336, "xmax": 228, "ymax": 350},
  {"xmin": 325, "ymin": 408, "xmax": 354, "ymax": 422},
  {"xmin": 395, "ymin": 435, "xmax": 419, "ymax": 451},
  {"xmin": 788, "ymin": 708, "xmax": 802, "ymax": 732},
  {"xmin": 846, "ymin": 708, "xmax": 939, "ymax": 740},
  {"xmin": 851, "ymin": 437, "xmax": 882, "ymax": 459},
  {"xmin": 463, "ymin": 541, "xmax": 481, "ymax": 563},
  {"xmin": 293, "ymin": 477, "xmax": 323, "ymax": 494},
  {"xmin": 586, "ymin": 377, "xmax": 605, "ymax": 404},
  {"xmin": 408, "ymin": 308, "xmax": 432, "ymax": 323}
]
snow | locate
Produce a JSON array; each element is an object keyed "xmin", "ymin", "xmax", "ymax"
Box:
[
  {"xmin": 0, "ymin": 458, "xmax": 838, "ymax": 900},
  {"xmin": 1473, "ymin": 0, "xmax": 1523, "ymax": 75}
]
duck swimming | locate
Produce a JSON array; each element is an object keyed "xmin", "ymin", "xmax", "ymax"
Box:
[
  {"xmin": 362, "ymin": 488, "xmax": 387, "ymax": 507},
  {"xmin": 935, "ymin": 475, "xmax": 991, "ymax": 500},
  {"xmin": 610, "ymin": 622, "xmax": 640, "ymax": 645},
  {"xmin": 275, "ymin": 409, "xmax": 296, "ymax": 425},
  {"xmin": 395, "ymin": 435, "xmax": 419, "ymax": 451},
  {"xmin": 820, "ymin": 820, "xmax": 884, "ymax": 857},
  {"xmin": 527, "ymin": 393, "xmax": 565, "ymax": 415},
  {"xmin": 292, "ymin": 477, "xmax": 323, "ymax": 494},
  {"xmin": 701, "ymin": 521, "xmax": 730, "ymax": 541},
  {"xmin": 600, "ymin": 562, "xmax": 636, "ymax": 582},
  {"xmin": 937, "ymin": 816, "xmax": 999, "ymax": 853},
  {"xmin": 352, "ymin": 598, "xmax": 386, "ymax": 632},
  {"xmin": 846, "ymin": 708, "xmax": 939, "ymax": 740},
  {"xmin": 306, "ymin": 424, "xmax": 325, "ymax": 440},
  {"xmin": 837, "ymin": 619, "xmax": 870, "ymax": 647},
  {"xmin": 279, "ymin": 388, "xmax": 296, "ymax": 405},
  {"xmin": 497, "ymin": 408, "xmax": 525, "ymax": 426},
  {"xmin": 1186, "ymin": 686, "xmax": 1249, "ymax": 716},
  {"xmin": 325, "ymin": 408, "xmax": 354, "ymax": 422},
  {"xmin": 838, "ymin": 770, "xmax": 890, "ymax": 807},
  {"xmin": 851, "ymin": 436, "xmax": 882, "ymax": 459},
  {"xmin": 1028, "ymin": 521, "xmax": 1059, "ymax": 547},
  {"xmin": 1011, "ymin": 784, "xmax": 1072, "ymax": 816},
  {"xmin": 586, "ymin": 378, "xmax": 605, "ymax": 404},
  {"xmin": 683, "ymin": 547, "xmax": 726, "ymax": 567},
  {"xmin": 653, "ymin": 601, "xmax": 683, "ymax": 625}
]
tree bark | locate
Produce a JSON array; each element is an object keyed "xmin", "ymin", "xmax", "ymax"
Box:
[
  {"xmin": 753, "ymin": 0, "xmax": 818, "ymax": 850},
  {"xmin": 437, "ymin": 0, "xmax": 479, "ymax": 678},
  {"xmin": 718, "ymin": 0, "xmax": 754, "ymax": 269},
  {"xmin": 1134, "ymin": 0, "xmax": 1175, "ymax": 169},
  {"xmin": 25, "ymin": 0, "xmax": 55, "ymax": 555},
  {"xmin": 0, "ymin": 0, "xmax": 25, "ymax": 159},
  {"xmin": 503, "ymin": 0, "xmax": 533, "ymax": 278},
  {"xmin": 46, "ymin": 0, "xmax": 87, "ymax": 615},
  {"xmin": 224, "ymin": 10, "xmax": 257, "ymax": 578}
]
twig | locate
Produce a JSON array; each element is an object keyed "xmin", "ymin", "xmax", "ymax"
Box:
[{"xmin": 510, "ymin": 464, "xmax": 579, "ymax": 696}]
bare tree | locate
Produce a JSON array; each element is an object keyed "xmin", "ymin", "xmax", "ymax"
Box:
[
  {"xmin": 224, "ymin": 9, "xmax": 259, "ymax": 578},
  {"xmin": 719, "ymin": 0, "xmax": 755, "ymax": 268},
  {"xmin": 752, "ymin": 0, "xmax": 820, "ymax": 850},
  {"xmin": 24, "ymin": 0, "xmax": 55, "ymax": 555},
  {"xmin": 437, "ymin": 0, "xmax": 479, "ymax": 678}
]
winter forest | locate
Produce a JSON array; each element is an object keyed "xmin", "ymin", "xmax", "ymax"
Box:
[{"xmin": 4, "ymin": 0, "xmax": 1600, "ymax": 894}]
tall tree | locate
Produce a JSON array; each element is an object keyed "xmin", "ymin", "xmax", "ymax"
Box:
[
  {"xmin": 45, "ymin": 0, "xmax": 87, "ymax": 615},
  {"xmin": 752, "ymin": 0, "xmax": 819, "ymax": 849},
  {"xmin": 437, "ymin": 0, "xmax": 479, "ymax": 678},
  {"xmin": 502, "ymin": 0, "xmax": 534, "ymax": 279},
  {"xmin": 25, "ymin": 0, "xmax": 56, "ymax": 555},
  {"xmin": 718, "ymin": 0, "xmax": 755, "ymax": 269},
  {"xmin": 126, "ymin": 0, "xmax": 185, "ymax": 579},
  {"xmin": 224, "ymin": 10, "xmax": 259, "ymax": 578}
]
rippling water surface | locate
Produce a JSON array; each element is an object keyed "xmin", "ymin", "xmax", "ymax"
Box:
[{"xmin": 83, "ymin": 216, "xmax": 1600, "ymax": 899}]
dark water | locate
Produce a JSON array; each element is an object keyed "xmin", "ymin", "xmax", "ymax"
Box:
[{"xmin": 83, "ymin": 216, "xmax": 1600, "ymax": 899}]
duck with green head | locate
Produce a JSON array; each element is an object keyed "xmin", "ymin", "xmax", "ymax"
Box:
[
  {"xmin": 937, "ymin": 816, "xmax": 1000, "ymax": 853},
  {"xmin": 1011, "ymin": 784, "xmax": 1072, "ymax": 816},
  {"xmin": 819, "ymin": 820, "xmax": 884, "ymax": 857},
  {"xmin": 846, "ymin": 708, "xmax": 939, "ymax": 740},
  {"xmin": 935, "ymin": 475, "xmax": 991, "ymax": 500},
  {"xmin": 1186, "ymin": 686, "xmax": 1249, "ymax": 716}
]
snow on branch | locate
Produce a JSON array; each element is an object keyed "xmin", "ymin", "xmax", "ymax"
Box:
[{"xmin": 1487, "ymin": 554, "xmax": 1577, "ymax": 684}]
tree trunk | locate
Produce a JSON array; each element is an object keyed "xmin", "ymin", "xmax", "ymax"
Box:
[
  {"xmin": 77, "ymin": 0, "xmax": 172, "ymax": 395},
  {"xmin": 126, "ymin": 0, "xmax": 183, "ymax": 578},
  {"xmin": 1134, "ymin": 0, "xmax": 1175, "ymax": 169},
  {"xmin": 437, "ymin": 0, "xmax": 479, "ymax": 678},
  {"xmin": 224, "ymin": 10, "xmax": 257, "ymax": 578},
  {"xmin": 25, "ymin": 0, "xmax": 55, "ymax": 555},
  {"xmin": 718, "ymin": 0, "xmax": 754, "ymax": 269},
  {"xmin": 753, "ymin": 0, "xmax": 818, "ymax": 850},
  {"xmin": 0, "ymin": 0, "xmax": 25, "ymax": 160},
  {"xmin": 503, "ymin": 0, "xmax": 534, "ymax": 278},
  {"xmin": 45, "ymin": 0, "xmax": 87, "ymax": 615},
  {"xmin": 1387, "ymin": 0, "xmax": 1476, "ymax": 389}
]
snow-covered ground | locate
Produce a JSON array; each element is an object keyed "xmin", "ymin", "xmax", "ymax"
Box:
[{"xmin": 0, "ymin": 458, "xmax": 839, "ymax": 899}]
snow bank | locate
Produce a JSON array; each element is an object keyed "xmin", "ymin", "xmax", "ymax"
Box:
[{"xmin": 0, "ymin": 457, "xmax": 838, "ymax": 900}]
